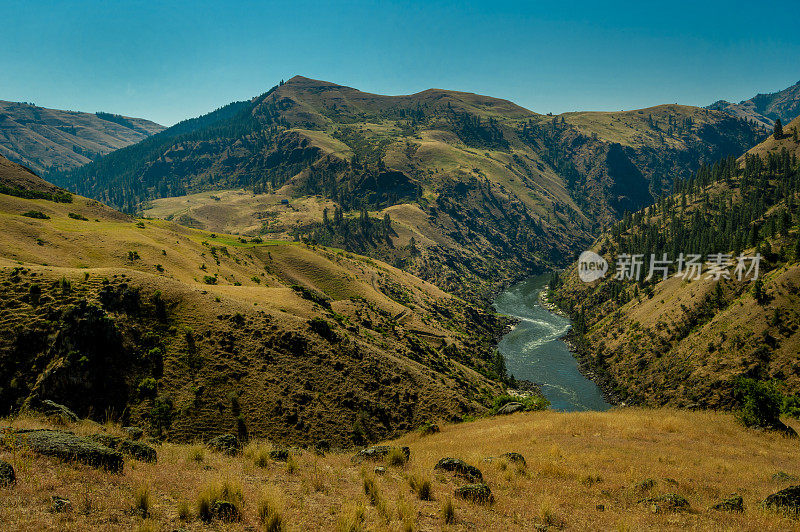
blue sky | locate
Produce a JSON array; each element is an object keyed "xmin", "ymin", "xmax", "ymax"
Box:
[{"xmin": 1, "ymin": 0, "xmax": 798, "ymax": 126}]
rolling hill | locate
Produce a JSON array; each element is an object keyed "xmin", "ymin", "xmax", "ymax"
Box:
[
  {"xmin": 51, "ymin": 76, "xmax": 765, "ymax": 301},
  {"xmin": 553, "ymin": 124, "xmax": 800, "ymax": 408},
  {"xmin": 0, "ymin": 100, "xmax": 164, "ymax": 174},
  {"xmin": 0, "ymin": 156, "xmax": 514, "ymax": 447},
  {"xmin": 707, "ymin": 80, "xmax": 800, "ymax": 129}
]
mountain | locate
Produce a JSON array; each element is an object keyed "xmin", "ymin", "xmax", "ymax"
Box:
[
  {"xmin": 707, "ymin": 80, "xmax": 800, "ymax": 129},
  {"xmin": 0, "ymin": 100, "xmax": 164, "ymax": 174},
  {"xmin": 553, "ymin": 125, "xmax": 800, "ymax": 409},
  {"xmin": 0, "ymin": 158, "xmax": 515, "ymax": 446},
  {"xmin": 51, "ymin": 76, "xmax": 764, "ymax": 301}
]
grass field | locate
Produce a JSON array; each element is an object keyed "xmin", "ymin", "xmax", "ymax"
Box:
[{"xmin": 2, "ymin": 408, "xmax": 799, "ymax": 531}]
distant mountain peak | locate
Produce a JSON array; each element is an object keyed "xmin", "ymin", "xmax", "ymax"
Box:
[{"xmin": 706, "ymin": 79, "xmax": 800, "ymax": 128}]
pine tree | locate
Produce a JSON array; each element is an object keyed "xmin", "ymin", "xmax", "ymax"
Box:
[{"xmin": 774, "ymin": 118, "xmax": 783, "ymax": 140}]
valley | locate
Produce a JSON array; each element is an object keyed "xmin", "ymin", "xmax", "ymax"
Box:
[{"xmin": 2, "ymin": 70, "xmax": 800, "ymax": 531}]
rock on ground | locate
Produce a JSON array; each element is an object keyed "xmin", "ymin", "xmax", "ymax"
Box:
[
  {"xmin": 0, "ymin": 459, "xmax": 15, "ymax": 485},
  {"xmin": 7, "ymin": 429, "xmax": 123, "ymax": 472},
  {"xmin": 207, "ymin": 434, "xmax": 241, "ymax": 455},
  {"xmin": 454, "ymin": 483, "xmax": 493, "ymax": 504},
  {"xmin": 764, "ymin": 485, "xmax": 800, "ymax": 513},
  {"xmin": 88, "ymin": 434, "xmax": 157, "ymax": 462},
  {"xmin": 353, "ymin": 445, "xmax": 410, "ymax": 462},
  {"xmin": 711, "ymin": 495, "xmax": 744, "ymax": 512},
  {"xmin": 434, "ymin": 457, "xmax": 483, "ymax": 482}
]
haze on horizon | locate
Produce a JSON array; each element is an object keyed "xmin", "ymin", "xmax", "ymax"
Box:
[{"xmin": 1, "ymin": 0, "xmax": 798, "ymax": 126}]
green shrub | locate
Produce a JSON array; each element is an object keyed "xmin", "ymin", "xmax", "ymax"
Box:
[
  {"xmin": 783, "ymin": 394, "xmax": 800, "ymax": 418},
  {"xmin": 68, "ymin": 212, "xmax": 88, "ymax": 221},
  {"xmin": 733, "ymin": 377, "xmax": 782, "ymax": 428},
  {"xmin": 29, "ymin": 283, "xmax": 41, "ymax": 304},
  {"xmin": 22, "ymin": 210, "xmax": 49, "ymax": 219},
  {"xmin": 137, "ymin": 377, "xmax": 158, "ymax": 398},
  {"xmin": 203, "ymin": 275, "xmax": 217, "ymax": 285},
  {"xmin": 308, "ymin": 317, "xmax": 336, "ymax": 341}
]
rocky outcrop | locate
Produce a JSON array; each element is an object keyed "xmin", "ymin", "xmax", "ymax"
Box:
[
  {"xmin": 7, "ymin": 429, "xmax": 123, "ymax": 472},
  {"xmin": 87, "ymin": 434, "xmax": 157, "ymax": 463}
]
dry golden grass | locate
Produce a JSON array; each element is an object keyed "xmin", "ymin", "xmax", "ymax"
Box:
[{"xmin": 3, "ymin": 408, "xmax": 799, "ymax": 530}]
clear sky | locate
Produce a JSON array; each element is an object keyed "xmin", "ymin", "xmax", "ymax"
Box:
[{"xmin": 2, "ymin": 0, "xmax": 798, "ymax": 126}]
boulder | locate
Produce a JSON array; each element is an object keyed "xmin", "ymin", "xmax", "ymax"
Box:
[
  {"xmin": 711, "ymin": 495, "xmax": 744, "ymax": 512},
  {"xmin": 50, "ymin": 496, "xmax": 73, "ymax": 513},
  {"xmin": 211, "ymin": 500, "xmax": 241, "ymax": 522},
  {"xmin": 0, "ymin": 459, "xmax": 15, "ymax": 485},
  {"xmin": 269, "ymin": 449, "xmax": 289, "ymax": 462},
  {"xmin": 207, "ymin": 434, "xmax": 240, "ymax": 455},
  {"xmin": 454, "ymin": 483, "xmax": 493, "ymax": 504},
  {"xmin": 39, "ymin": 400, "xmax": 79, "ymax": 422},
  {"xmin": 374, "ymin": 466, "xmax": 386, "ymax": 475},
  {"xmin": 496, "ymin": 402, "xmax": 524, "ymax": 415},
  {"xmin": 122, "ymin": 426, "xmax": 144, "ymax": 440},
  {"xmin": 8, "ymin": 429, "xmax": 123, "ymax": 472},
  {"xmin": 353, "ymin": 445, "xmax": 410, "ymax": 462},
  {"xmin": 501, "ymin": 452, "xmax": 526, "ymax": 467},
  {"xmin": 640, "ymin": 493, "xmax": 689, "ymax": 513},
  {"xmin": 434, "ymin": 457, "xmax": 483, "ymax": 482},
  {"xmin": 764, "ymin": 485, "xmax": 800, "ymax": 514},
  {"xmin": 88, "ymin": 434, "xmax": 157, "ymax": 463}
]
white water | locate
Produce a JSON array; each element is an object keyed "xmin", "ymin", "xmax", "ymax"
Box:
[{"xmin": 493, "ymin": 274, "xmax": 611, "ymax": 412}]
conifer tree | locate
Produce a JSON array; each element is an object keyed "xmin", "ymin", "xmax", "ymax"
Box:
[{"xmin": 774, "ymin": 118, "xmax": 783, "ymax": 140}]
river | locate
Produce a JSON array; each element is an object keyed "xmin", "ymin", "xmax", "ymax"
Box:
[{"xmin": 493, "ymin": 274, "xmax": 611, "ymax": 412}]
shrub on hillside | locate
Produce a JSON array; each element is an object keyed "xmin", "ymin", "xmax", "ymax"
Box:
[
  {"xmin": 308, "ymin": 317, "xmax": 336, "ymax": 342},
  {"xmin": 733, "ymin": 377, "xmax": 782, "ymax": 428},
  {"xmin": 22, "ymin": 210, "xmax": 49, "ymax": 219}
]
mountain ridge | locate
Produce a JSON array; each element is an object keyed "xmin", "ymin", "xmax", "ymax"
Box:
[
  {"xmin": 706, "ymin": 79, "xmax": 800, "ymax": 129},
  {"xmin": 0, "ymin": 100, "xmax": 164, "ymax": 174}
]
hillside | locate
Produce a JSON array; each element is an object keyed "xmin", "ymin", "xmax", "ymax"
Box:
[
  {"xmin": 3, "ymin": 408, "xmax": 800, "ymax": 530},
  {"xmin": 707, "ymin": 80, "xmax": 800, "ymax": 129},
  {"xmin": 52, "ymin": 76, "xmax": 764, "ymax": 300},
  {"xmin": 554, "ymin": 131, "xmax": 800, "ymax": 408},
  {"xmin": 0, "ymin": 100, "xmax": 164, "ymax": 174},
  {"xmin": 0, "ymin": 158, "xmax": 513, "ymax": 447},
  {"xmin": 747, "ymin": 115, "xmax": 800, "ymax": 159}
]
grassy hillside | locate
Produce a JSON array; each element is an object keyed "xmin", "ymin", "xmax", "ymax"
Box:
[
  {"xmin": 0, "ymin": 101, "xmax": 164, "ymax": 174},
  {"xmin": 0, "ymin": 159, "xmax": 514, "ymax": 446},
  {"xmin": 55, "ymin": 76, "xmax": 765, "ymax": 301},
  {"xmin": 554, "ymin": 133, "xmax": 800, "ymax": 408},
  {"xmin": 3, "ymin": 408, "xmax": 800, "ymax": 530},
  {"xmin": 747, "ymin": 115, "xmax": 800, "ymax": 159}
]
